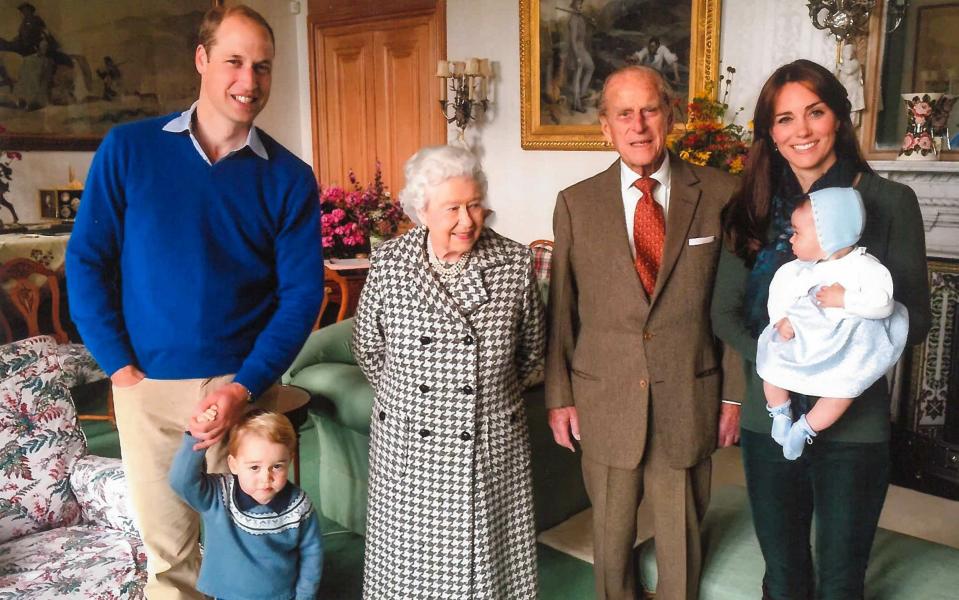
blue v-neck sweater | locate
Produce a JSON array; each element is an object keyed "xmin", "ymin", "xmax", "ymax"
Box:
[{"xmin": 66, "ymin": 114, "xmax": 323, "ymax": 395}]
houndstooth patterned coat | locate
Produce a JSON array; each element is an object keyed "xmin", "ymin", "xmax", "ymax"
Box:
[{"xmin": 352, "ymin": 226, "xmax": 546, "ymax": 599}]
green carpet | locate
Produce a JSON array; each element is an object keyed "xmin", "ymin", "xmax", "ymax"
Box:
[{"xmin": 79, "ymin": 401, "xmax": 594, "ymax": 599}]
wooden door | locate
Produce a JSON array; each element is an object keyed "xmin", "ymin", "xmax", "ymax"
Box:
[
  {"xmin": 318, "ymin": 30, "xmax": 377, "ymax": 189},
  {"xmin": 311, "ymin": 5, "xmax": 446, "ymax": 193}
]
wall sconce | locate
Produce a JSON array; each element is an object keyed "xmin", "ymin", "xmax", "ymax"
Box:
[
  {"xmin": 437, "ymin": 58, "xmax": 491, "ymax": 140},
  {"xmin": 806, "ymin": 0, "xmax": 876, "ymax": 42}
]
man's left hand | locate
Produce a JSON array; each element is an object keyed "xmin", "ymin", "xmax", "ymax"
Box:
[
  {"xmin": 189, "ymin": 382, "xmax": 250, "ymax": 450},
  {"xmin": 717, "ymin": 402, "xmax": 741, "ymax": 448}
]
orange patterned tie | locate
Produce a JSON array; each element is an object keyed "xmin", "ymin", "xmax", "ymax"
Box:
[{"xmin": 633, "ymin": 177, "xmax": 664, "ymax": 295}]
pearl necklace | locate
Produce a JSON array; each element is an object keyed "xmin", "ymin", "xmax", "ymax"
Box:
[{"xmin": 427, "ymin": 237, "xmax": 471, "ymax": 285}]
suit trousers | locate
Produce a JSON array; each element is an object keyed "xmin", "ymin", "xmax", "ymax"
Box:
[
  {"xmin": 740, "ymin": 428, "xmax": 890, "ymax": 600},
  {"xmin": 113, "ymin": 375, "xmax": 274, "ymax": 600},
  {"xmin": 582, "ymin": 427, "xmax": 711, "ymax": 600}
]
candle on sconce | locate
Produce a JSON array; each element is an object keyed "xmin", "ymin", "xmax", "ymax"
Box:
[
  {"xmin": 436, "ymin": 60, "xmax": 451, "ymax": 78},
  {"xmin": 479, "ymin": 58, "xmax": 491, "ymax": 78},
  {"xmin": 465, "ymin": 58, "xmax": 479, "ymax": 76},
  {"xmin": 440, "ymin": 77, "xmax": 448, "ymax": 101}
]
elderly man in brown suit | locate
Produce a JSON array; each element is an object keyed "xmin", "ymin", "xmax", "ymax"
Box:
[{"xmin": 546, "ymin": 65, "xmax": 741, "ymax": 600}]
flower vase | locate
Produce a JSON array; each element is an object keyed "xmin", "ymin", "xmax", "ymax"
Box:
[
  {"xmin": 898, "ymin": 93, "xmax": 942, "ymax": 160},
  {"xmin": 931, "ymin": 94, "xmax": 957, "ymax": 152}
]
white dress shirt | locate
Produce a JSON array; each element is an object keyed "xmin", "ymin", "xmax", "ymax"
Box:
[
  {"xmin": 620, "ymin": 155, "xmax": 671, "ymax": 259},
  {"xmin": 161, "ymin": 101, "xmax": 268, "ymax": 165}
]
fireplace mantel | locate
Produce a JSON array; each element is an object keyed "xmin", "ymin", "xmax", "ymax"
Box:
[{"xmin": 869, "ymin": 161, "xmax": 959, "ymax": 259}]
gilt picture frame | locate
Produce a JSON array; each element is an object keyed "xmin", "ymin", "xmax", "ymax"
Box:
[
  {"xmin": 0, "ymin": 0, "xmax": 222, "ymax": 151},
  {"xmin": 520, "ymin": 0, "xmax": 721, "ymax": 151}
]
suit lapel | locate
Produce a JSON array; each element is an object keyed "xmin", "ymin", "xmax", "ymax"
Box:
[
  {"xmin": 408, "ymin": 227, "xmax": 506, "ymax": 320},
  {"xmin": 405, "ymin": 228, "xmax": 465, "ymax": 320},
  {"xmin": 652, "ymin": 154, "xmax": 700, "ymax": 301},
  {"xmin": 450, "ymin": 230, "xmax": 505, "ymax": 316}
]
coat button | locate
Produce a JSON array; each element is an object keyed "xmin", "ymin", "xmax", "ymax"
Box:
[
  {"xmin": 419, "ymin": 384, "xmax": 430, "ymax": 393},
  {"xmin": 640, "ymin": 379, "xmax": 648, "ymax": 388},
  {"xmin": 510, "ymin": 412, "xmax": 517, "ymax": 423},
  {"xmin": 460, "ymin": 431, "xmax": 472, "ymax": 441},
  {"xmin": 464, "ymin": 335, "xmax": 474, "ymax": 344},
  {"xmin": 419, "ymin": 428, "xmax": 431, "ymax": 438},
  {"xmin": 643, "ymin": 331, "xmax": 653, "ymax": 341},
  {"xmin": 378, "ymin": 411, "xmax": 386, "ymax": 421},
  {"xmin": 462, "ymin": 385, "xmax": 474, "ymax": 394},
  {"xmin": 420, "ymin": 335, "xmax": 432, "ymax": 345}
]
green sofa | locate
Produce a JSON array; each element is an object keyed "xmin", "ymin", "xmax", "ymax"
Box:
[{"xmin": 282, "ymin": 317, "xmax": 590, "ymax": 535}]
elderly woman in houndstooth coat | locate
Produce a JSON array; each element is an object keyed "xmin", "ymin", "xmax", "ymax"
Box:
[{"xmin": 352, "ymin": 145, "xmax": 546, "ymax": 599}]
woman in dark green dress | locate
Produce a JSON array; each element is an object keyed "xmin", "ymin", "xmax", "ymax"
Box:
[{"xmin": 711, "ymin": 60, "xmax": 931, "ymax": 599}]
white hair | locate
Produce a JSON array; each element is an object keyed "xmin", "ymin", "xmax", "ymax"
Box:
[{"xmin": 399, "ymin": 145, "xmax": 488, "ymax": 223}]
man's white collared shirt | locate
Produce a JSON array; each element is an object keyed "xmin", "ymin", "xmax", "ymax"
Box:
[{"xmin": 161, "ymin": 101, "xmax": 268, "ymax": 164}]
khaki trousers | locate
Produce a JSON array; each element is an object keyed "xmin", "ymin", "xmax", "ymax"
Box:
[
  {"xmin": 113, "ymin": 375, "xmax": 268, "ymax": 600},
  {"xmin": 582, "ymin": 429, "xmax": 711, "ymax": 600}
]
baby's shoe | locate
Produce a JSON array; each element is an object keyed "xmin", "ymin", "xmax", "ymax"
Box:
[
  {"xmin": 782, "ymin": 415, "xmax": 817, "ymax": 461},
  {"xmin": 767, "ymin": 400, "xmax": 793, "ymax": 446}
]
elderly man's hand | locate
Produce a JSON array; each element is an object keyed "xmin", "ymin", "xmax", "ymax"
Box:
[
  {"xmin": 548, "ymin": 406, "xmax": 581, "ymax": 452},
  {"xmin": 718, "ymin": 402, "xmax": 741, "ymax": 448},
  {"xmin": 189, "ymin": 383, "xmax": 250, "ymax": 450}
]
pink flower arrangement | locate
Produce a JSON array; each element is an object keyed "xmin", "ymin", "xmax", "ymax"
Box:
[{"xmin": 320, "ymin": 162, "xmax": 405, "ymax": 257}]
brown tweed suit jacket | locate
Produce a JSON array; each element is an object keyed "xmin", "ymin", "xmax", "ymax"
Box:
[{"xmin": 546, "ymin": 155, "xmax": 739, "ymax": 470}]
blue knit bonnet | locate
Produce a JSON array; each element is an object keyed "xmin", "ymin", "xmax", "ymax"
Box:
[{"xmin": 807, "ymin": 187, "xmax": 865, "ymax": 258}]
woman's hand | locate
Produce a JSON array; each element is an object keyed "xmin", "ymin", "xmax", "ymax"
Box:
[
  {"xmin": 774, "ymin": 317, "xmax": 795, "ymax": 340},
  {"xmin": 816, "ymin": 283, "xmax": 845, "ymax": 308}
]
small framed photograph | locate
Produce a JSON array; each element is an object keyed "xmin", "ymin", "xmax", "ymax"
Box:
[{"xmin": 38, "ymin": 188, "xmax": 82, "ymax": 220}]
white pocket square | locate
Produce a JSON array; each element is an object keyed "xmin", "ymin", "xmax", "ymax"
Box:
[{"xmin": 688, "ymin": 235, "xmax": 716, "ymax": 246}]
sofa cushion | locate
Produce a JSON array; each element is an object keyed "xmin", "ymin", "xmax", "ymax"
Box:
[
  {"xmin": 0, "ymin": 525, "xmax": 146, "ymax": 598},
  {"xmin": 295, "ymin": 363, "xmax": 374, "ymax": 434},
  {"xmin": 638, "ymin": 484, "xmax": 959, "ymax": 599},
  {"xmin": 0, "ymin": 336, "xmax": 85, "ymax": 545},
  {"xmin": 70, "ymin": 455, "xmax": 140, "ymax": 535}
]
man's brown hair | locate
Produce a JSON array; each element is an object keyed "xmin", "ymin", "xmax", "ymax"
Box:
[{"xmin": 198, "ymin": 4, "xmax": 275, "ymax": 53}]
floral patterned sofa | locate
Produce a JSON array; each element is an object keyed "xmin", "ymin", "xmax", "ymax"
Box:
[{"xmin": 0, "ymin": 336, "xmax": 146, "ymax": 598}]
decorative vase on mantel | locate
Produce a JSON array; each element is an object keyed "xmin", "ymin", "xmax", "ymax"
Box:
[{"xmin": 898, "ymin": 93, "xmax": 941, "ymax": 161}]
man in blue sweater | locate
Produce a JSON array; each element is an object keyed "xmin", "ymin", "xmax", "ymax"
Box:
[{"xmin": 66, "ymin": 5, "xmax": 323, "ymax": 599}]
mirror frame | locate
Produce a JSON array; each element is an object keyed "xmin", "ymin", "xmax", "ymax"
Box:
[{"xmin": 861, "ymin": 3, "xmax": 959, "ymax": 161}]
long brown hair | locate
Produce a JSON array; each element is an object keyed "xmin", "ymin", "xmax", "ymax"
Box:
[{"xmin": 722, "ymin": 59, "xmax": 871, "ymax": 265}]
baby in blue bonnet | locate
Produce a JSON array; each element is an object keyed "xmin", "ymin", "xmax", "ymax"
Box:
[{"xmin": 756, "ymin": 187, "xmax": 909, "ymax": 460}]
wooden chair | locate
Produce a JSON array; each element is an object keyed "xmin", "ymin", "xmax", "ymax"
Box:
[
  {"xmin": 0, "ymin": 258, "xmax": 115, "ymax": 425},
  {"xmin": 314, "ymin": 266, "xmax": 351, "ymax": 330},
  {"xmin": 528, "ymin": 239, "xmax": 554, "ymax": 296}
]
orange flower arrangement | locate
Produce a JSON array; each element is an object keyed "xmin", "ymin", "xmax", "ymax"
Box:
[{"xmin": 671, "ymin": 66, "xmax": 750, "ymax": 175}]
